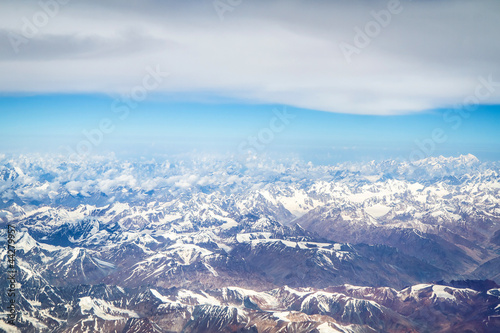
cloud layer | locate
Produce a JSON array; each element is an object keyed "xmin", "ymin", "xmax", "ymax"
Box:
[{"xmin": 1, "ymin": 0, "xmax": 499, "ymax": 115}]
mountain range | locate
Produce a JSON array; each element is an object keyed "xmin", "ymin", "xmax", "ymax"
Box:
[{"xmin": 1, "ymin": 153, "xmax": 499, "ymax": 332}]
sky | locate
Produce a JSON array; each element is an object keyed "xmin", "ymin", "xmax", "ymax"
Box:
[{"xmin": 0, "ymin": 0, "xmax": 499, "ymax": 163}]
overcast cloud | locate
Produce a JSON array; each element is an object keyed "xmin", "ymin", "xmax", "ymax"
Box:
[{"xmin": 0, "ymin": 0, "xmax": 499, "ymax": 115}]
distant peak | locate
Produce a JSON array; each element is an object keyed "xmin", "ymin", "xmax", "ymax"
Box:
[
  {"xmin": 461, "ymin": 153, "xmax": 479, "ymax": 162},
  {"xmin": 416, "ymin": 154, "xmax": 480, "ymax": 164}
]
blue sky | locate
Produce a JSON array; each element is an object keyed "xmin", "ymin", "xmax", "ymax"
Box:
[
  {"xmin": 1, "ymin": 93, "xmax": 499, "ymax": 163},
  {"xmin": 0, "ymin": 1, "xmax": 499, "ymax": 163}
]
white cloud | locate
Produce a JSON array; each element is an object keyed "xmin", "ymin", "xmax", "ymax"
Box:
[
  {"xmin": 97, "ymin": 174, "xmax": 137, "ymax": 194},
  {"xmin": 65, "ymin": 180, "xmax": 93, "ymax": 197},
  {"xmin": 0, "ymin": 0, "xmax": 499, "ymax": 114}
]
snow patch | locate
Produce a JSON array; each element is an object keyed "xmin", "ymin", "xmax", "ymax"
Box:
[
  {"xmin": 365, "ymin": 204, "xmax": 392, "ymax": 218},
  {"xmin": 316, "ymin": 322, "xmax": 343, "ymax": 333}
]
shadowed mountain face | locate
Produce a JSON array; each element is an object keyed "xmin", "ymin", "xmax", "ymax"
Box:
[
  {"xmin": 1, "ymin": 154, "xmax": 499, "ymax": 332},
  {"xmin": 472, "ymin": 256, "xmax": 500, "ymax": 283}
]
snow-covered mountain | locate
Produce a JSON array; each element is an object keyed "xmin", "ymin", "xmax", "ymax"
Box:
[{"xmin": 0, "ymin": 154, "xmax": 499, "ymax": 332}]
